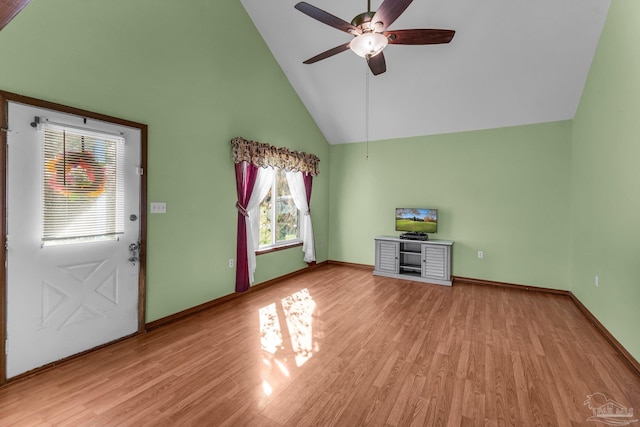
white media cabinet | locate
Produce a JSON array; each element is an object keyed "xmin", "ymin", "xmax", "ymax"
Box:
[{"xmin": 374, "ymin": 236, "xmax": 453, "ymax": 286}]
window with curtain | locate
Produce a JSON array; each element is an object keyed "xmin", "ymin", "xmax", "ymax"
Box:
[
  {"xmin": 232, "ymin": 136, "xmax": 319, "ymax": 291},
  {"xmin": 259, "ymin": 169, "xmax": 301, "ymax": 248},
  {"xmin": 42, "ymin": 125, "xmax": 125, "ymax": 246}
]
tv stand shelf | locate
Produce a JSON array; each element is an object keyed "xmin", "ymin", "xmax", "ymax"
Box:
[{"xmin": 374, "ymin": 236, "xmax": 453, "ymax": 286}]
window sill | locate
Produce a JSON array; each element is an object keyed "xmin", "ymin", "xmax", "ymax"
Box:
[{"xmin": 256, "ymin": 241, "xmax": 302, "ymax": 255}]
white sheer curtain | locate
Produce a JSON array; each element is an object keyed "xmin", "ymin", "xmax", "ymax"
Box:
[
  {"xmin": 286, "ymin": 170, "xmax": 316, "ymax": 263},
  {"xmin": 246, "ymin": 166, "xmax": 276, "ymax": 284}
]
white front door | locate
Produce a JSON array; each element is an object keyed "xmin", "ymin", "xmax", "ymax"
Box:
[{"xmin": 5, "ymin": 102, "xmax": 142, "ymax": 379}]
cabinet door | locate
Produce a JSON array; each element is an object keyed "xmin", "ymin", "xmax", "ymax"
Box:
[
  {"xmin": 421, "ymin": 245, "xmax": 450, "ymax": 280},
  {"xmin": 375, "ymin": 240, "xmax": 399, "ymax": 273}
]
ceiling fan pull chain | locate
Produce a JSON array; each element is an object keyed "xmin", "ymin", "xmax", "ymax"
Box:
[{"xmin": 366, "ymin": 70, "xmax": 370, "ymax": 160}]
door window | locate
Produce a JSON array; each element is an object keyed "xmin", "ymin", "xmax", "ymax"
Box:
[{"xmin": 42, "ymin": 125, "xmax": 125, "ymax": 246}]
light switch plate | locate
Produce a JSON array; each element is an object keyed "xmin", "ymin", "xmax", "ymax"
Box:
[{"xmin": 150, "ymin": 202, "xmax": 167, "ymax": 214}]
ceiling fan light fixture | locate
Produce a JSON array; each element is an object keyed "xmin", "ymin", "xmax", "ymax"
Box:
[{"xmin": 349, "ymin": 32, "xmax": 388, "ymax": 58}]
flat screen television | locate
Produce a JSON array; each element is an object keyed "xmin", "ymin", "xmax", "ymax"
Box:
[{"xmin": 395, "ymin": 208, "xmax": 438, "ymax": 234}]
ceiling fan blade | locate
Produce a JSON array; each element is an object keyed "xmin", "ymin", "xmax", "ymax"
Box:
[
  {"xmin": 303, "ymin": 43, "xmax": 351, "ymax": 64},
  {"xmin": 371, "ymin": 0, "xmax": 413, "ymax": 32},
  {"xmin": 366, "ymin": 52, "xmax": 386, "ymax": 76},
  {"xmin": 295, "ymin": 2, "xmax": 360, "ymax": 35},
  {"xmin": 385, "ymin": 29, "xmax": 455, "ymax": 45}
]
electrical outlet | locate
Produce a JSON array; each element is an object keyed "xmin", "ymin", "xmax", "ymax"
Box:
[
  {"xmin": 595, "ymin": 275, "xmax": 599, "ymax": 287},
  {"xmin": 228, "ymin": 258, "xmax": 234, "ymax": 268},
  {"xmin": 477, "ymin": 250, "xmax": 484, "ymax": 259}
]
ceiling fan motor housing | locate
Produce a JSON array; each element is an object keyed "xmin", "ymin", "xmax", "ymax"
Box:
[{"xmin": 351, "ymin": 11, "xmax": 376, "ymax": 31}]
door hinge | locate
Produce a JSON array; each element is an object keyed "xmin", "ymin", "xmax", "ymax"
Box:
[
  {"xmin": 1, "ymin": 127, "xmax": 12, "ymax": 141},
  {"xmin": 136, "ymin": 167, "xmax": 144, "ymax": 176}
]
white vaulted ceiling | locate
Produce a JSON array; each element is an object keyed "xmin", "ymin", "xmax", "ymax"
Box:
[{"xmin": 241, "ymin": 0, "xmax": 610, "ymax": 145}]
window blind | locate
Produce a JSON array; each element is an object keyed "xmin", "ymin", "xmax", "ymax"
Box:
[{"xmin": 42, "ymin": 125, "xmax": 125, "ymax": 245}]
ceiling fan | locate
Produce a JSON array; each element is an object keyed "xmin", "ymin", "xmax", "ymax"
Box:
[{"xmin": 295, "ymin": 0, "xmax": 455, "ymax": 76}]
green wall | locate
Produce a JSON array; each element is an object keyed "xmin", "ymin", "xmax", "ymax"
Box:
[
  {"xmin": 571, "ymin": 0, "xmax": 640, "ymax": 361},
  {"xmin": 0, "ymin": 0, "xmax": 330, "ymax": 321},
  {"xmin": 329, "ymin": 122, "xmax": 573, "ymax": 290}
]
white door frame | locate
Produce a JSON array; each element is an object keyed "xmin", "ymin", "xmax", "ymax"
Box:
[{"xmin": 0, "ymin": 90, "xmax": 148, "ymax": 385}]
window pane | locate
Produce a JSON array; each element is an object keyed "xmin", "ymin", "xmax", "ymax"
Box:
[
  {"xmin": 258, "ymin": 169, "xmax": 300, "ymax": 249},
  {"xmin": 276, "ymin": 170, "xmax": 299, "ymax": 242},
  {"xmin": 259, "ymin": 187, "xmax": 273, "ymax": 247},
  {"xmin": 42, "ymin": 126, "xmax": 124, "ymax": 245}
]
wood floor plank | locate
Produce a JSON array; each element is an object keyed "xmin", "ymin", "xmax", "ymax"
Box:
[{"xmin": 0, "ymin": 264, "xmax": 639, "ymax": 426}]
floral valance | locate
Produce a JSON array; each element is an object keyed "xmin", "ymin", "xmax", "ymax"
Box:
[{"xmin": 231, "ymin": 137, "xmax": 320, "ymax": 176}]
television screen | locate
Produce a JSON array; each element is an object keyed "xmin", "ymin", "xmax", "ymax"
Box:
[{"xmin": 395, "ymin": 208, "xmax": 438, "ymax": 233}]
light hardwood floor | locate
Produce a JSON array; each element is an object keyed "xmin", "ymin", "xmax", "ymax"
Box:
[{"xmin": 0, "ymin": 264, "xmax": 639, "ymax": 426}]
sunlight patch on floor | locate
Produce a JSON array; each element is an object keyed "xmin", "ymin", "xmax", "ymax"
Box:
[
  {"xmin": 258, "ymin": 288, "xmax": 319, "ymax": 396},
  {"xmin": 282, "ymin": 288, "xmax": 316, "ymax": 367},
  {"xmin": 259, "ymin": 302, "xmax": 283, "ymax": 354}
]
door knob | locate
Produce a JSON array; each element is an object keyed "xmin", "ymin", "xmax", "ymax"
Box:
[{"xmin": 128, "ymin": 242, "xmax": 140, "ymax": 265}]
